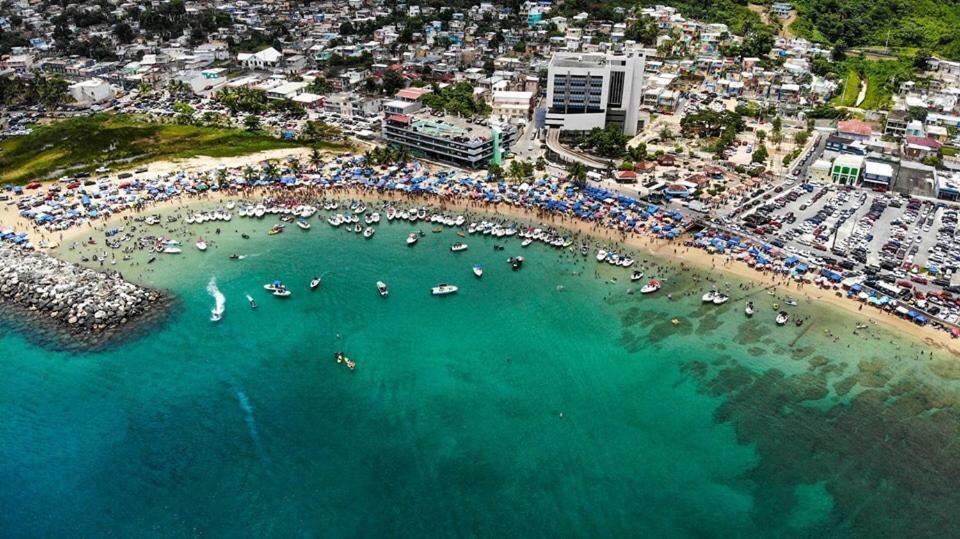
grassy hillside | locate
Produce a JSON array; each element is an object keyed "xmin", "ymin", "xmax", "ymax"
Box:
[
  {"xmin": 0, "ymin": 114, "xmax": 308, "ymax": 184},
  {"xmin": 789, "ymin": 0, "xmax": 960, "ymax": 59}
]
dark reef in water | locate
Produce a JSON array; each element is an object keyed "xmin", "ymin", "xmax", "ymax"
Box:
[{"xmin": 684, "ymin": 357, "xmax": 960, "ymax": 537}]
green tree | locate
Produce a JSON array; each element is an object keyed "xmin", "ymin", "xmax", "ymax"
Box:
[
  {"xmin": 243, "ymin": 114, "xmax": 261, "ymax": 131},
  {"xmin": 752, "ymin": 145, "xmax": 769, "ymax": 164},
  {"xmin": 567, "ymin": 162, "xmax": 588, "ymax": 189}
]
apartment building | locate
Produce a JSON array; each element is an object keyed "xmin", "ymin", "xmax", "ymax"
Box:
[{"xmin": 383, "ymin": 112, "xmax": 518, "ymax": 168}]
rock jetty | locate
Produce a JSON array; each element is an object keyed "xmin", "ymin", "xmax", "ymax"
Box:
[{"xmin": 0, "ymin": 244, "xmax": 171, "ymax": 352}]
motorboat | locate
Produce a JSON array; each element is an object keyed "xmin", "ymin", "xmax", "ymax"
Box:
[
  {"xmin": 162, "ymin": 246, "xmax": 182, "ymax": 254},
  {"xmin": 712, "ymin": 293, "xmax": 729, "ymax": 305},
  {"xmin": 702, "ymin": 290, "xmax": 718, "ymax": 303},
  {"xmin": 386, "ymin": 207, "xmax": 397, "ymax": 221},
  {"xmin": 473, "ymin": 264, "xmax": 483, "ymax": 278},
  {"xmin": 353, "ymin": 224, "xmax": 363, "ymax": 234},
  {"xmin": 195, "ymin": 238, "xmax": 207, "ymax": 251},
  {"xmin": 509, "ymin": 256, "xmax": 524, "ymax": 270},
  {"xmin": 310, "ymin": 277, "xmax": 321, "ymax": 290},
  {"xmin": 263, "ymin": 280, "xmax": 286, "ymax": 292},
  {"xmin": 377, "ymin": 281, "xmax": 389, "ymax": 297},
  {"xmin": 451, "ymin": 242, "xmax": 468, "ymax": 252},
  {"xmin": 431, "ymin": 284, "xmax": 458, "ymax": 296},
  {"xmin": 296, "ymin": 219, "xmax": 311, "ymax": 230},
  {"xmin": 620, "ymin": 257, "xmax": 635, "ymax": 267},
  {"xmin": 630, "ymin": 270, "xmax": 644, "ymax": 282},
  {"xmin": 776, "ymin": 311, "xmax": 790, "ymax": 325},
  {"xmin": 640, "ymin": 279, "xmax": 661, "ymax": 294},
  {"xmin": 363, "ymin": 227, "xmax": 376, "ymax": 238},
  {"xmin": 745, "ymin": 302, "xmax": 754, "ymax": 317},
  {"xmin": 596, "ymin": 249, "xmax": 608, "ymax": 262},
  {"xmin": 521, "ymin": 238, "xmax": 533, "ymax": 247},
  {"xmin": 406, "ymin": 233, "xmax": 418, "ymax": 246},
  {"xmin": 327, "ymin": 215, "xmax": 344, "ymax": 227},
  {"xmin": 229, "ymin": 254, "xmax": 246, "ymax": 260},
  {"xmin": 241, "ymin": 233, "xmax": 250, "ymax": 240},
  {"xmin": 268, "ymin": 224, "xmax": 284, "ymax": 235},
  {"xmin": 785, "ymin": 297, "xmax": 798, "ymax": 306},
  {"xmin": 247, "ymin": 294, "xmax": 257, "ymax": 309},
  {"xmin": 272, "ymin": 288, "xmax": 292, "ymax": 298}
]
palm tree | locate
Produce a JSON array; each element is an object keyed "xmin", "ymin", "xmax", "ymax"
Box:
[
  {"xmin": 567, "ymin": 162, "xmax": 588, "ymax": 189},
  {"xmin": 289, "ymin": 158, "xmax": 302, "ymax": 175},
  {"xmin": 215, "ymin": 168, "xmax": 228, "ymax": 190},
  {"xmin": 309, "ymin": 147, "xmax": 323, "ymax": 171},
  {"xmin": 242, "ymin": 165, "xmax": 257, "ymax": 183},
  {"xmin": 362, "ymin": 150, "xmax": 373, "ymax": 165},
  {"xmin": 262, "ymin": 162, "xmax": 279, "ymax": 182}
]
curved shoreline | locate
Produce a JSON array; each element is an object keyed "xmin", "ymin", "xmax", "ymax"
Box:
[{"xmin": 43, "ymin": 185, "xmax": 960, "ymax": 357}]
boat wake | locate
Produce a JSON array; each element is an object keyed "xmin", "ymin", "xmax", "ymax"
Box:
[
  {"xmin": 235, "ymin": 388, "xmax": 268, "ymax": 463},
  {"xmin": 207, "ymin": 276, "xmax": 225, "ymax": 322}
]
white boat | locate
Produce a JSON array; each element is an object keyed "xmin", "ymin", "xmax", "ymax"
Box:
[
  {"xmin": 310, "ymin": 277, "xmax": 321, "ymax": 290},
  {"xmin": 162, "ymin": 247, "xmax": 182, "ymax": 254},
  {"xmin": 712, "ymin": 293, "xmax": 729, "ymax": 305},
  {"xmin": 296, "ymin": 220, "xmax": 311, "ymax": 230},
  {"xmin": 406, "ymin": 233, "xmax": 418, "ymax": 246},
  {"xmin": 431, "ymin": 284, "xmax": 458, "ymax": 296},
  {"xmin": 377, "ymin": 281, "xmax": 389, "ymax": 297},
  {"xmin": 263, "ymin": 281, "xmax": 285, "ymax": 292},
  {"xmin": 272, "ymin": 289, "xmax": 292, "ymax": 298},
  {"xmin": 630, "ymin": 270, "xmax": 644, "ymax": 282},
  {"xmin": 702, "ymin": 290, "xmax": 718, "ymax": 303},
  {"xmin": 596, "ymin": 249, "xmax": 608, "ymax": 262},
  {"xmin": 363, "ymin": 227, "xmax": 376, "ymax": 238},
  {"xmin": 468, "ymin": 223, "xmax": 478, "ymax": 234},
  {"xmin": 327, "ymin": 215, "xmax": 344, "ymax": 227},
  {"xmin": 226, "ymin": 201, "xmax": 236, "ymax": 210},
  {"xmin": 776, "ymin": 311, "xmax": 790, "ymax": 325},
  {"xmin": 210, "ymin": 309, "xmax": 223, "ymax": 322},
  {"xmin": 521, "ymin": 238, "xmax": 533, "ymax": 247},
  {"xmin": 473, "ymin": 265, "xmax": 483, "ymax": 278},
  {"xmin": 620, "ymin": 257, "xmax": 635, "ymax": 267},
  {"xmin": 386, "ymin": 207, "xmax": 396, "ymax": 221},
  {"xmin": 785, "ymin": 298, "xmax": 798, "ymax": 306},
  {"xmin": 640, "ymin": 279, "xmax": 661, "ymax": 294},
  {"xmin": 451, "ymin": 242, "xmax": 468, "ymax": 252},
  {"xmin": 455, "ymin": 216, "xmax": 466, "ymax": 226},
  {"xmin": 745, "ymin": 302, "xmax": 755, "ymax": 317},
  {"xmin": 196, "ymin": 238, "xmax": 207, "ymax": 251}
]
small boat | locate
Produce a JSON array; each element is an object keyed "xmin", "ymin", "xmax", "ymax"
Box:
[
  {"xmin": 363, "ymin": 227, "xmax": 375, "ymax": 238},
  {"xmin": 456, "ymin": 231, "xmax": 465, "ymax": 238},
  {"xmin": 509, "ymin": 256, "xmax": 524, "ymax": 270},
  {"xmin": 310, "ymin": 277, "xmax": 321, "ymax": 290},
  {"xmin": 406, "ymin": 233, "xmax": 418, "ymax": 246},
  {"xmin": 241, "ymin": 233, "xmax": 250, "ymax": 239},
  {"xmin": 451, "ymin": 242, "xmax": 468, "ymax": 252},
  {"xmin": 596, "ymin": 249, "xmax": 608, "ymax": 262},
  {"xmin": 328, "ymin": 215, "xmax": 344, "ymax": 227},
  {"xmin": 272, "ymin": 288, "xmax": 292, "ymax": 298},
  {"xmin": 247, "ymin": 295, "xmax": 257, "ymax": 309},
  {"xmin": 263, "ymin": 280, "xmax": 285, "ymax": 292},
  {"xmin": 431, "ymin": 283, "xmax": 458, "ymax": 296},
  {"xmin": 473, "ymin": 264, "xmax": 483, "ymax": 278},
  {"xmin": 856, "ymin": 323, "xmax": 868, "ymax": 330},
  {"xmin": 702, "ymin": 290, "xmax": 718, "ymax": 303},
  {"xmin": 377, "ymin": 281, "xmax": 388, "ymax": 297},
  {"xmin": 335, "ymin": 351, "xmax": 356, "ymax": 371},
  {"xmin": 353, "ymin": 224, "xmax": 362, "ymax": 234},
  {"xmin": 745, "ymin": 302, "xmax": 754, "ymax": 317},
  {"xmin": 785, "ymin": 297, "xmax": 798, "ymax": 306},
  {"xmin": 776, "ymin": 311, "xmax": 790, "ymax": 325},
  {"xmin": 162, "ymin": 246, "xmax": 182, "ymax": 254},
  {"xmin": 147, "ymin": 256, "xmax": 156, "ymax": 264},
  {"xmin": 268, "ymin": 224, "xmax": 284, "ymax": 235},
  {"xmin": 640, "ymin": 279, "xmax": 661, "ymax": 294},
  {"xmin": 521, "ymin": 238, "xmax": 533, "ymax": 247},
  {"xmin": 296, "ymin": 219, "xmax": 311, "ymax": 230},
  {"xmin": 795, "ymin": 318, "xmax": 804, "ymax": 327},
  {"xmin": 196, "ymin": 238, "xmax": 207, "ymax": 251},
  {"xmin": 630, "ymin": 270, "xmax": 644, "ymax": 282},
  {"xmin": 712, "ymin": 293, "xmax": 729, "ymax": 305},
  {"xmin": 671, "ymin": 319, "xmax": 680, "ymax": 326}
]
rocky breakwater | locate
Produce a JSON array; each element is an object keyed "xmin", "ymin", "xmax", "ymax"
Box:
[{"xmin": 0, "ymin": 244, "xmax": 173, "ymax": 352}]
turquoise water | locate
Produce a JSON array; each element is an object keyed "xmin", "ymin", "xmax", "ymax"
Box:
[{"xmin": 3, "ymin": 204, "xmax": 960, "ymax": 536}]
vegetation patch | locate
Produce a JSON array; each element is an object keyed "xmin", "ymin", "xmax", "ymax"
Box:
[{"xmin": 0, "ymin": 114, "xmax": 308, "ymax": 184}]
